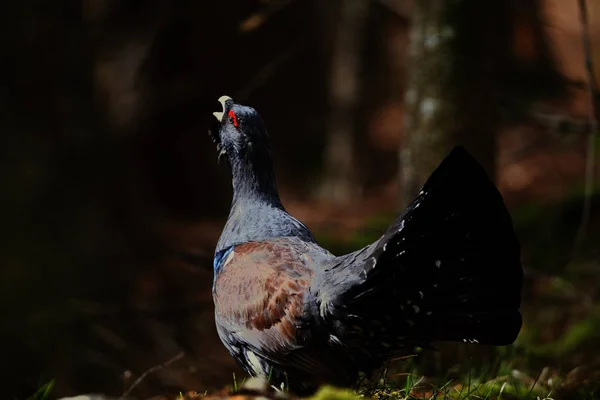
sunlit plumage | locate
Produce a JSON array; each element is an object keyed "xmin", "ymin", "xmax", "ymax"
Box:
[{"xmin": 209, "ymin": 96, "xmax": 523, "ymax": 394}]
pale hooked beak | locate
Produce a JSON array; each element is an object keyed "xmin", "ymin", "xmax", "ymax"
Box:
[{"xmin": 213, "ymin": 95, "xmax": 232, "ymax": 122}]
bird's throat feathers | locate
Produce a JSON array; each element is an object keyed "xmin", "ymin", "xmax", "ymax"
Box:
[{"xmin": 229, "ymin": 147, "xmax": 282, "ymax": 208}]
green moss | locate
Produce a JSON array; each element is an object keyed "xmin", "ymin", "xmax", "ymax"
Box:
[
  {"xmin": 560, "ymin": 314, "xmax": 600, "ymax": 355},
  {"xmin": 308, "ymin": 386, "xmax": 363, "ymax": 400}
]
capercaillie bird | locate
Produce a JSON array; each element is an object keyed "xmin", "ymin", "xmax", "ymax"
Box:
[{"xmin": 209, "ymin": 96, "xmax": 523, "ymax": 394}]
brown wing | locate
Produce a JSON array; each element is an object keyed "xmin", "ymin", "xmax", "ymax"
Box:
[
  {"xmin": 214, "ymin": 239, "xmax": 357, "ymax": 384},
  {"xmin": 213, "ymin": 240, "xmax": 314, "ymax": 354}
]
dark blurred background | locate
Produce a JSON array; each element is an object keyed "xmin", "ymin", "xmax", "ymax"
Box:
[{"xmin": 1, "ymin": 0, "xmax": 599, "ymax": 399}]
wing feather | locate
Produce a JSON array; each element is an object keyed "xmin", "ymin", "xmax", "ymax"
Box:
[{"xmin": 214, "ymin": 239, "xmax": 324, "ymax": 375}]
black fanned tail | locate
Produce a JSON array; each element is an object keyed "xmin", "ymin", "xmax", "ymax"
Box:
[{"xmin": 324, "ymin": 146, "xmax": 523, "ymax": 369}]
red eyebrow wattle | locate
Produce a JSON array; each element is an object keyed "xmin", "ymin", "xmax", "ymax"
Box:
[{"xmin": 228, "ymin": 110, "xmax": 239, "ymax": 127}]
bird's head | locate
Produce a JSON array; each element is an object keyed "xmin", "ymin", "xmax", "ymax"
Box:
[{"xmin": 209, "ymin": 96, "xmax": 271, "ymax": 164}]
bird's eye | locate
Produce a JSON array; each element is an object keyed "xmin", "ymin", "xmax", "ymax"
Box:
[{"xmin": 228, "ymin": 110, "xmax": 239, "ymax": 128}]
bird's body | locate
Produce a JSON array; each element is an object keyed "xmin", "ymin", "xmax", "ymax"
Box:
[{"xmin": 209, "ymin": 96, "xmax": 523, "ymax": 394}]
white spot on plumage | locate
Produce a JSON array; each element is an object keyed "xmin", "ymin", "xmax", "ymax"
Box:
[
  {"xmin": 319, "ymin": 293, "xmax": 330, "ymax": 317},
  {"xmin": 329, "ymin": 334, "xmax": 344, "ymax": 346},
  {"xmin": 412, "ymin": 305, "xmax": 420, "ymax": 313},
  {"xmin": 360, "ymin": 268, "xmax": 367, "ymax": 279},
  {"xmin": 371, "ymin": 257, "xmax": 377, "ymax": 268},
  {"xmin": 426, "ymin": 311, "xmax": 432, "ymax": 316},
  {"xmin": 418, "ymin": 291, "xmax": 424, "ymax": 299},
  {"xmin": 397, "ymin": 220, "xmax": 405, "ymax": 232},
  {"xmin": 435, "ymin": 260, "xmax": 441, "ymax": 268},
  {"xmin": 396, "ymin": 250, "xmax": 406, "ymax": 257},
  {"xmin": 223, "ymin": 250, "xmax": 235, "ymax": 268},
  {"xmin": 246, "ymin": 350, "xmax": 264, "ymax": 375},
  {"xmin": 383, "ymin": 243, "xmax": 388, "ymax": 252}
]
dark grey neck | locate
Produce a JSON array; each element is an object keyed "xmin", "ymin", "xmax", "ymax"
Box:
[
  {"xmin": 230, "ymin": 155, "xmax": 283, "ymax": 208},
  {"xmin": 215, "ymin": 151, "xmax": 317, "ymax": 254}
]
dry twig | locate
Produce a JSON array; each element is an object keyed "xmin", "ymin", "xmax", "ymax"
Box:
[{"xmin": 119, "ymin": 351, "xmax": 185, "ymax": 400}]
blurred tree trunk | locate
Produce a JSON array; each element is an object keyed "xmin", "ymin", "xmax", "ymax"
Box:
[
  {"xmin": 318, "ymin": 0, "xmax": 369, "ymax": 205},
  {"xmin": 399, "ymin": 0, "xmax": 514, "ymax": 208}
]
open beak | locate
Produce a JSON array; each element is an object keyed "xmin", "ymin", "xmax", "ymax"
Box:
[{"xmin": 213, "ymin": 95, "xmax": 233, "ymax": 122}]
